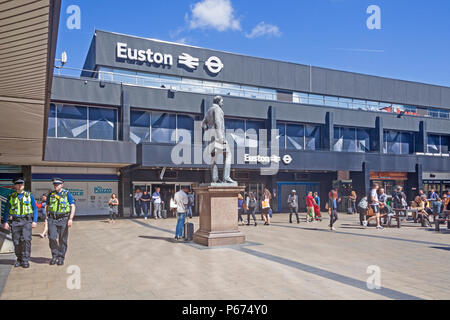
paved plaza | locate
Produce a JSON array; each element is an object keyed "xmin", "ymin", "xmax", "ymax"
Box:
[{"xmin": 0, "ymin": 213, "xmax": 449, "ymax": 300}]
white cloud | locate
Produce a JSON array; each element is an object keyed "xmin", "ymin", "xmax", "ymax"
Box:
[
  {"xmin": 187, "ymin": 0, "xmax": 241, "ymax": 32},
  {"xmin": 245, "ymin": 22, "xmax": 281, "ymax": 39}
]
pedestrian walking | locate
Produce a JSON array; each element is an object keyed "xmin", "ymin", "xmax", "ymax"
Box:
[
  {"xmin": 39, "ymin": 194, "xmax": 49, "ymax": 238},
  {"xmin": 140, "ymin": 190, "xmax": 151, "ymax": 219},
  {"xmin": 261, "ymin": 188, "xmax": 272, "ymax": 225},
  {"xmin": 108, "ymin": 193, "xmax": 119, "ymax": 223},
  {"xmin": 45, "ymin": 178, "xmax": 76, "ymax": 266},
  {"xmin": 152, "ymin": 187, "xmax": 163, "ymax": 219},
  {"xmin": 2, "ymin": 178, "xmax": 38, "ymax": 268},
  {"xmin": 187, "ymin": 190, "xmax": 195, "ymax": 219},
  {"xmin": 246, "ymin": 192, "xmax": 258, "ymax": 226},
  {"xmin": 134, "ymin": 189, "xmax": 143, "ymax": 217},
  {"xmin": 313, "ymin": 192, "xmax": 321, "ymax": 221},
  {"xmin": 287, "ymin": 190, "xmax": 299, "ymax": 224},
  {"xmin": 238, "ymin": 194, "xmax": 245, "ymax": 226},
  {"xmin": 305, "ymin": 191, "xmax": 316, "ymax": 222},
  {"xmin": 174, "ymin": 186, "xmax": 189, "ymax": 240},
  {"xmin": 328, "ymin": 189, "xmax": 339, "ymax": 231},
  {"xmin": 349, "ymin": 191, "xmax": 357, "ymax": 214}
]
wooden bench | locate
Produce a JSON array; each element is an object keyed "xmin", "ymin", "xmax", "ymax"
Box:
[{"xmin": 434, "ymin": 210, "xmax": 450, "ymax": 232}]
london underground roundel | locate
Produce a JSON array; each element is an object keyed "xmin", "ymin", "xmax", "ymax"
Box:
[{"xmin": 205, "ymin": 56, "xmax": 224, "ymax": 74}]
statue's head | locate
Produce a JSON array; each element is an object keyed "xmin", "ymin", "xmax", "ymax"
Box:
[{"xmin": 213, "ymin": 96, "xmax": 223, "ymax": 108}]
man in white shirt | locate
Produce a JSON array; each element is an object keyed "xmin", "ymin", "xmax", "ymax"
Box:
[
  {"xmin": 174, "ymin": 186, "xmax": 189, "ymax": 240},
  {"xmin": 152, "ymin": 187, "xmax": 163, "ymax": 219},
  {"xmin": 368, "ymin": 183, "xmax": 383, "ymax": 230},
  {"xmin": 134, "ymin": 189, "xmax": 143, "ymax": 217}
]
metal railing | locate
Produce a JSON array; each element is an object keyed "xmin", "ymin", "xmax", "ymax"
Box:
[{"xmin": 54, "ymin": 66, "xmax": 450, "ymax": 120}]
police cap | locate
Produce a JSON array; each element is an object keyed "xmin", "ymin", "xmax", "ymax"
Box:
[
  {"xmin": 52, "ymin": 177, "xmax": 64, "ymax": 185},
  {"xmin": 13, "ymin": 178, "xmax": 25, "ymax": 184}
]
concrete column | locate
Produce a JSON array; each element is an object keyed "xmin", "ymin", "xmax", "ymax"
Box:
[
  {"xmin": 119, "ymin": 168, "xmax": 132, "ymax": 217},
  {"xmin": 324, "ymin": 112, "xmax": 334, "ymax": 151},
  {"xmin": 22, "ymin": 166, "xmax": 32, "ymax": 190},
  {"xmin": 121, "ymin": 85, "xmax": 131, "ymax": 142},
  {"xmin": 362, "ymin": 162, "xmax": 370, "ymax": 197},
  {"xmin": 375, "ymin": 117, "xmax": 383, "ymax": 153},
  {"xmin": 418, "ymin": 121, "xmax": 427, "ymax": 153},
  {"xmin": 267, "ymin": 105, "xmax": 276, "ymax": 149}
]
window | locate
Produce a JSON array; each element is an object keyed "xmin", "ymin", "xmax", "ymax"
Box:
[
  {"xmin": 160, "ymin": 75, "xmax": 181, "ymax": 90},
  {"xmin": 151, "ymin": 112, "xmax": 176, "ymax": 143},
  {"xmin": 384, "ymin": 130, "xmax": 414, "ymax": 154},
  {"xmin": 286, "ymin": 124, "xmax": 304, "ymax": 150},
  {"xmin": 245, "ymin": 120, "xmax": 265, "ymax": 149},
  {"xmin": 277, "ymin": 123, "xmax": 286, "ymax": 149},
  {"xmin": 88, "ymin": 107, "xmax": 118, "ymax": 140},
  {"xmin": 130, "ymin": 110, "xmax": 150, "ymax": 144},
  {"xmin": 325, "ymin": 96, "xmax": 339, "ymax": 107},
  {"xmin": 309, "ymin": 94, "xmax": 324, "ymax": 106},
  {"xmin": 293, "ymin": 92, "xmax": 309, "ymax": 104},
  {"xmin": 305, "ymin": 125, "xmax": 321, "ymax": 150},
  {"xmin": 56, "ymin": 105, "xmax": 87, "ymax": 139},
  {"xmin": 48, "ymin": 104, "xmax": 56, "ymax": 137},
  {"xmin": 137, "ymin": 72, "xmax": 161, "ymax": 88},
  {"xmin": 427, "ymin": 134, "xmax": 450, "ymax": 155},
  {"xmin": 356, "ymin": 128, "xmax": 370, "ymax": 153},
  {"xmin": 176, "ymin": 114, "xmax": 195, "ymax": 144},
  {"xmin": 333, "ymin": 126, "xmax": 370, "ymax": 153},
  {"xmin": 338, "ymin": 98, "xmax": 352, "ymax": 109},
  {"xmin": 113, "ymin": 69, "xmax": 137, "ymax": 84},
  {"xmin": 226, "ymin": 118, "xmax": 245, "ymax": 148}
]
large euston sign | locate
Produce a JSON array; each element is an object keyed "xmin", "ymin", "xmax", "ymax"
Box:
[{"xmin": 116, "ymin": 42, "xmax": 224, "ymax": 74}]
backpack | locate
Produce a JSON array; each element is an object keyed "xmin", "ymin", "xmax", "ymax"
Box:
[
  {"xmin": 248, "ymin": 198, "xmax": 257, "ymax": 208},
  {"xmin": 358, "ymin": 197, "xmax": 368, "ymax": 210}
]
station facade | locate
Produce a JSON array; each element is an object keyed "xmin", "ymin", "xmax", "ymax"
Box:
[{"xmin": 12, "ymin": 30, "xmax": 450, "ymax": 216}]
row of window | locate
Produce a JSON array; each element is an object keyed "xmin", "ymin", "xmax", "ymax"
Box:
[
  {"xmin": 48, "ymin": 104, "xmax": 118, "ymax": 140},
  {"xmin": 99, "ymin": 68, "xmax": 277, "ymax": 101},
  {"xmin": 97, "ymin": 67, "xmax": 450, "ymax": 120},
  {"xmin": 48, "ymin": 104, "xmax": 450, "ymax": 156}
]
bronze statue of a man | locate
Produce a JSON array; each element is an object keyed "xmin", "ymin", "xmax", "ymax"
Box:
[{"xmin": 202, "ymin": 96, "xmax": 236, "ymax": 184}]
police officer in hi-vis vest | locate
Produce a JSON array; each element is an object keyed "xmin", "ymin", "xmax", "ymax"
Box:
[
  {"xmin": 2, "ymin": 178, "xmax": 38, "ymax": 268},
  {"xmin": 45, "ymin": 178, "xmax": 76, "ymax": 266}
]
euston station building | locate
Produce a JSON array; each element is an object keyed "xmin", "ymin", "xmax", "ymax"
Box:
[{"xmin": 17, "ymin": 30, "xmax": 450, "ymax": 216}]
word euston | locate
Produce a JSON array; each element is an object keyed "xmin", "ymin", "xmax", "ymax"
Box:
[{"xmin": 116, "ymin": 42, "xmax": 224, "ymax": 74}]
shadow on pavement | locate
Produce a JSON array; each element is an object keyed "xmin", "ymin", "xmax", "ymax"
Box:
[
  {"xmin": 30, "ymin": 257, "xmax": 51, "ymax": 264},
  {"xmin": 139, "ymin": 235, "xmax": 177, "ymax": 243},
  {"xmin": 0, "ymin": 259, "xmax": 15, "ymax": 265}
]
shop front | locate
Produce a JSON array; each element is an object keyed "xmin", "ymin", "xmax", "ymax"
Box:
[
  {"xmin": 370, "ymin": 171, "xmax": 408, "ymax": 195},
  {"xmin": 422, "ymin": 172, "xmax": 450, "ymax": 196}
]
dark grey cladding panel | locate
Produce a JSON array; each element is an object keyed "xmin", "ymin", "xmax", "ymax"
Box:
[
  {"xmin": 393, "ymin": 80, "xmax": 407, "ymax": 102},
  {"xmin": 277, "ymin": 62, "xmax": 296, "ymax": 90},
  {"xmin": 90, "ymin": 31, "xmax": 450, "ymax": 109},
  {"xmin": 325, "ymin": 70, "xmax": 341, "ymax": 96},
  {"xmin": 260, "ymin": 60, "xmax": 279, "ymax": 88},
  {"xmin": 222, "ymin": 96, "xmax": 270, "ymax": 120},
  {"xmin": 51, "ymin": 76, "xmax": 122, "ymax": 106},
  {"xmin": 353, "ymin": 73, "xmax": 369, "ymax": 99},
  {"xmin": 406, "ymin": 82, "xmax": 420, "ymax": 104},
  {"xmin": 294, "ymin": 64, "xmax": 311, "ymax": 92},
  {"xmin": 424, "ymin": 117, "xmax": 450, "ymax": 135},
  {"xmin": 381, "ymin": 113, "xmax": 421, "ymax": 131},
  {"xmin": 44, "ymin": 138, "xmax": 136, "ymax": 164},
  {"xmin": 368, "ymin": 77, "xmax": 382, "ymax": 100},
  {"xmin": 441, "ymin": 87, "xmax": 450, "ymax": 107},
  {"xmin": 139, "ymin": 143, "xmax": 450, "ymax": 172},
  {"xmin": 333, "ymin": 109, "xmax": 377, "ymax": 128},
  {"xmin": 275, "ymin": 104, "xmax": 326, "ymax": 124},
  {"xmin": 428, "ymin": 85, "xmax": 441, "ymax": 107},
  {"xmin": 381, "ymin": 78, "xmax": 395, "ymax": 102},
  {"xmin": 310, "ymin": 67, "xmax": 327, "ymax": 93}
]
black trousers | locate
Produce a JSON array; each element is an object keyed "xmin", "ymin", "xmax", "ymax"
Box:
[
  {"xmin": 289, "ymin": 206, "xmax": 299, "ymax": 222},
  {"xmin": 48, "ymin": 217, "xmax": 69, "ymax": 259},
  {"xmin": 135, "ymin": 200, "xmax": 142, "ymax": 217},
  {"xmin": 330, "ymin": 209, "xmax": 338, "ymax": 227},
  {"xmin": 238, "ymin": 208, "xmax": 244, "ymax": 222},
  {"xmin": 11, "ymin": 219, "xmax": 32, "ymax": 263}
]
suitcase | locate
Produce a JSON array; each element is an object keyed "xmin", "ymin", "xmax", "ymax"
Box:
[
  {"xmin": 184, "ymin": 221, "xmax": 194, "ymax": 241},
  {"xmin": 161, "ymin": 203, "xmax": 167, "ymax": 219}
]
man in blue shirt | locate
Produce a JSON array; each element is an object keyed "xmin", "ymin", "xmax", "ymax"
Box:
[
  {"xmin": 45, "ymin": 178, "xmax": 76, "ymax": 266},
  {"xmin": 430, "ymin": 189, "xmax": 439, "ymax": 200},
  {"xmin": 2, "ymin": 178, "xmax": 38, "ymax": 268}
]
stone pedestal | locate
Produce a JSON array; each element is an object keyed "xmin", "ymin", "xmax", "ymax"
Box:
[{"xmin": 193, "ymin": 185, "xmax": 246, "ymax": 247}]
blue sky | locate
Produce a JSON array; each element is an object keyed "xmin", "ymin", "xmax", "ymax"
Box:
[{"xmin": 57, "ymin": 0, "xmax": 450, "ymax": 86}]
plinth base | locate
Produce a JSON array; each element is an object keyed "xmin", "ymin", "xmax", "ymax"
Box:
[
  {"xmin": 194, "ymin": 230, "xmax": 245, "ymax": 247},
  {"xmin": 193, "ymin": 185, "xmax": 246, "ymax": 247}
]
